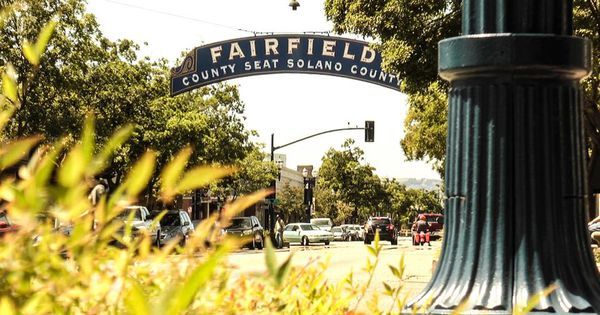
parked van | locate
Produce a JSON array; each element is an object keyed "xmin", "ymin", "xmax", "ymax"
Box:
[{"xmin": 310, "ymin": 218, "xmax": 333, "ymax": 232}]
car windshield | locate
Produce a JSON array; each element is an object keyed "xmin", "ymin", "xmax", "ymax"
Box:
[
  {"xmin": 117, "ymin": 208, "xmax": 142, "ymax": 220},
  {"xmin": 160, "ymin": 213, "xmax": 180, "ymax": 226},
  {"xmin": 332, "ymin": 227, "xmax": 342, "ymax": 232},
  {"xmin": 371, "ymin": 218, "xmax": 391, "ymax": 225},
  {"xmin": 300, "ymin": 224, "xmax": 317, "ymax": 231},
  {"xmin": 311, "ymin": 219, "xmax": 330, "ymax": 226},
  {"xmin": 227, "ymin": 218, "xmax": 252, "ymax": 229},
  {"xmin": 426, "ymin": 217, "xmax": 438, "ymax": 223}
]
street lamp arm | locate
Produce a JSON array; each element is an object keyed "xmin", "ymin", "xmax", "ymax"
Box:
[{"xmin": 273, "ymin": 127, "xmax": 364, "ymax": 152}]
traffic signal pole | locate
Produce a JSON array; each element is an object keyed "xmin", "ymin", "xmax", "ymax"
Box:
[
  {"xmin": 267, "ymin": 124, "xmax": 373, "ymax": 235},
  {"xmin": 406, "ymin": 0, "xmax": 599, "ymax": 313}
]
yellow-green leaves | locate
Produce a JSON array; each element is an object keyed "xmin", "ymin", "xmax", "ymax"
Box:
[
  {"xmin": 1, "ymin": 71, "xmax": 17, "ymax": 104},
  {"xmin": 123, "ymin": 151, "xmax": 156, "ymax": 197},
  {"xmin": 264, "ymin": 238, "xmax": 293, "ymax": 288},
  {"xmin": 514, "ymin": 284, "xmax": 558, "ymax": 315},
  {"xmin": 58, "ymin": 145, "xmax": 85, "ymax": 187},
  {"xmin": 23, "ymin": 20, "xmax": 57, "ymax": 66},
  {"xmin": 0, "ymin": 136, "xmax": 42, "ymax": 171},
  {"xmin": 89, "ymin": 124, "xmax": 134, "ymax": 175},
  {"xmin": 0, "ymin": 297, "xmax": 16, "ymax": 315},
  {"xmin": 160, "ymin": 147, "xmax": 235, "ymax": 201},
  {"xmin": 124, "ymin": 280, "xmax": 150, "ymax": 315}
]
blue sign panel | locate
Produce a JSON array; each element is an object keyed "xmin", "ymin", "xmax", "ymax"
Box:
[{"xmin": 170, "ymin": 34, "xmax": 400, "ymax": 96}]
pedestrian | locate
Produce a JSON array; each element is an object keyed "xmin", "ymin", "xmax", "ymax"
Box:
[{"xmin": 275, "ymin": 214, "xmax": 285, "ymax": 248}]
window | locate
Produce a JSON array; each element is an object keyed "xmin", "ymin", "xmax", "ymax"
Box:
[
  {"xmin": 227, "ymin": 218, "xmax": 252, "ymax": 229},
  {"xmin": 284, "ymin": 225, "xmax": 294, "ymax": 231}
]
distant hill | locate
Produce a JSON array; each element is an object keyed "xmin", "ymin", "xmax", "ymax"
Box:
[{"xmin": 397, "ymin": 178, "xmax": 443, "ymax": 191}]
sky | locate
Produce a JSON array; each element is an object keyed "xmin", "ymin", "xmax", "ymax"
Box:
[{"xmin": 87, "ymin": 0, "xmax": 441, "ymax": 180}]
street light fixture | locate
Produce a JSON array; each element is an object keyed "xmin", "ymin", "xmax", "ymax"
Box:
[
  {"xmin": 289, "ymin": 0, "xmax": 300, "ymax": 11},
  {"xmin": 302, "ymin": 168, "xmax": 315, "ymax": 222}
]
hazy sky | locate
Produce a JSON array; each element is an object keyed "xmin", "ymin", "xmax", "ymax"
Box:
[{"xmin": 87, "ymin": 0, "xmax": 441, "ymax": 180}]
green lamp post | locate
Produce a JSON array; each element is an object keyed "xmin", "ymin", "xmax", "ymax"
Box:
[{"xmin": 407, "ymin": 0, "xmax": 599, "ymax": 313}]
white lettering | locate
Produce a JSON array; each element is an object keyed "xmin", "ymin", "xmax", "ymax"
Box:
[
  {"xmin": 265, "ymin": 38, "xmax": 279, "ymax": 55},
  {"xmin": 360, "ymin": 46, "xmax": 376, "ymax": 63},
  {"xmin": 254, "ymin": 60, "xmax": 262, "ymax": 70},
  {"xmin": 360, "ymin": 67, "xmax": 368, "ymax": 76},
  {"xmin": 322, "ymin": 40, "xmax": 336, "ymax": 57},
  {"xmin": 378, "ymin": 71, "xmax": 387, "ymax": 82},
  {"xmin": 324, "ymin": 61, "xmax": 332, "ymax": 70},
  {"xmin": 272, "ymin": 59, "xmax": 279, "ymax": 68},
  {"xmin": 210, "ymin": 46, "xmax": 223, "ymax": 63},
  {"xmin": 200, "ymin": 71, "xmax": 208, "ymax": 80},
  {"xmin": 351, "ymin": 65, "xmax": 358, "ymax": 74},
  {"xmin": 229, "ymin": 42, "xmax": 245, "ymax": 60},
  {"xmin": 245, "ymin": 61, "xmax": 252, "ymax": 71},
  {"xmin": 297, "ymin": 59, "xmax": 305, "ymax": 68},
  {"xmin": 288, "ymin": 38, "xmax": 300, "ymax": 54},
  {"xmin": 315, "ymin": 60, "xmax": 323, "ymax": 70},
  {"xmin": 192, "ymin": 73, "xmax": 200, "ymax": 82},
  {"xmin": 369, "ymin": 69, "xmax": 377, "ymax": 79},
  {"xmin": 263, "ymin": 60, "xmax": 271, "ymax": 69},
  {"xmin": 228, "ymin": 64, "xmax": 236, "ymax": 73},
  {"xmin": 307, "ymin": 60, "xmax": 314, "ymax": 69},
  {"xmin": 287, "ymin": 59, "xmax": 294, "ymax": 68},
  {"xmin": 211, "ymin": 68, "xmax": 220, "ymax": 77},
  {"xmin": 307, "ymin": 38, "xmax": 314, "ymax": 55},
  {"xmin": 343, "ymin": 42, "xmax": 355, "ymax": 60},
  {"xmin": 182, "ymin": 77, "xmax": 189, "ymax": 86},
  {"xmin": 334, "ymin": 62, "xmax": 342, "ymax": 71}
]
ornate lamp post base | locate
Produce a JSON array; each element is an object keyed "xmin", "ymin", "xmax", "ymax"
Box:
[{"xmin": 405, "ymin": 5, "xmax": 599, "ymax": 312}]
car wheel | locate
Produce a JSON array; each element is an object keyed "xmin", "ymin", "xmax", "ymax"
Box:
[
  {"xmin": 256, "ymin": 234, "xmax": 264, "ymax": 250},
  {"xmin": 302, "ymin": 236, "xmax": 309, "ymax": 246},
  {"xmin": 324, "ymin": 240, "xmax": 330, "ymax": 245},
  {"xmin": 364, "ymin": 237, "xmax": 371, "ymax": 245},
  {"xmin": 179, "ymin": 234, "xmax": 187, "ymax": 247},
  {"xmin": 391, "ymin": 236, "xmax": 398, "ymax": 245},
  {"xmin": 155, "ymin": 230, "xmax": 161, "ymax": 247}
]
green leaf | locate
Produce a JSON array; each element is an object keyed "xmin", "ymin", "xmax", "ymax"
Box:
[
  {"xmin": 367, "ymin": 245, "xmax": 377, "ymax": 257},
  {"xmin": 22, "ymin": 41, "xmax": 39, "ymax": 66},
  {"xmin": 89, "ymin": 124, "xmax": 133, "ymax": 175},
  {"xmin": 35, "ymin": 20, "xmax": 57, "ymax": 56},
  {"xmin": 124, "ymin": 151, "xmax": 156, "ymax": 197},
  {"xmin": 174, "ymin": 166, "xmax": 235, "ymax": 193},
  {"xmin": 34, "ymin": 140, "xmax": 64, "ymax": 186},
  {"xmin": 389, "ymin": 265, "xmax": 401, "ymax": 278},
  {"xmin": 275, "ymin": 252, "xmax": 293, "ymax": 287},
  {"xmin": 22, "ymin": 20, "xmax": 57, "ymax": 66},
  {"xmin": 264, "ymin": 237, "xmax": 277, "ymax": 278},
  {"xmin": 160, "ymin": 147, "xmax": 192, "ymax": 195},
  {"xmin": 162, "ymin": 242, "xmax": 230, "ymax": 314},
  {"xmin": 0, "ymin": 297, "xmax": 16, "ymax": 315},
  {"xmin": 58, "ymin": 145, "xmax": 85, "ymax": 187},
  {"xmin": 0, "ymin": 108, "xmax": 15, "ymax": 133},
  {"xmin": 2, "ymin": 72, "xmax": 17, "ymax": 104},
  {"xmin": 125, "ymin": 280, "xmax": 150, "ymax": 315},
  {"xmin": 382, "ymin": 282, "xmax": 393, "ymax": 296},
  {"xmin": 0, "ymin": 136, "xmax": 42, "ymax": 170}
]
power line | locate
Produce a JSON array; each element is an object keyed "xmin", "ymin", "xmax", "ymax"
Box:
[{"xmin": 104, "ymin": 0, "xmax": 256, "ymax": 34}]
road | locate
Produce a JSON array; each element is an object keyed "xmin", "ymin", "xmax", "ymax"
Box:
[{"xmin": 224, "ymin": 236, "xmax": 442, "ymax": 312}]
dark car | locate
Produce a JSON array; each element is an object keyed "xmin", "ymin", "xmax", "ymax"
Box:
[
  {"xmin": 412, "ymin": 213, "xmax": 444, "ymax": 240},
  {"xmin": 223, "ymin": 216, "xmax": 264, "ymax": 249},
  {"xmin": 159, "ymin": 210, "xmax": 194, "ymax": 247},
  {"xmin": 364, "ymin": 216, "xmax": 397, "ymax": 245}
]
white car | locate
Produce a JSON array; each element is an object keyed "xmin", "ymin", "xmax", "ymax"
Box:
[
  {"xmin": 283, "ymin": 223, "xmax": 333, "ymax": 246},
  {"xmin": 310, "ymin": 218, "xmax": 333, "ymax": 232}
]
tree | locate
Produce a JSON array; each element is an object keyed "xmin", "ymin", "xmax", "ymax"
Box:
[
  {"xmin": 276, "ymin": 181, "xmax": 305, "ymax": 223},
  {"xmin": 325, "ymin": 0, "xmax": 600, "ymax": 187},
  {"xmin": 318, "ymin": 139, "xmax": 385, "ymax": 220},
  {"xmin": 0, "ymin": 0, "xmax": 274, "ymax": 206}
]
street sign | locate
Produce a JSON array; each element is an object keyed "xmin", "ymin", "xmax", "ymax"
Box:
[{"xmin": 170, "ymin": 35, "xmax": 401, "ymax": 96}]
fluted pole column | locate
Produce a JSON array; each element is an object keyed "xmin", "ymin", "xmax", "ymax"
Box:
[{"xmin": 406, "ymin": 0, "xmax": 598, "ymax": 313}]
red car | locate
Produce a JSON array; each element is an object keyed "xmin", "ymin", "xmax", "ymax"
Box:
[
  {"xmin": 412, "ymin": 213, "xmax": 444, "ymax": 240},
  {"xmin": 0, "ymin": 211, "xmax": 19, "ymax": 237}
]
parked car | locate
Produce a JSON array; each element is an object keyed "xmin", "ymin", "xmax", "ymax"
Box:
[
  {"xmin": 364, "ymin": 216, "xmax": 397, "ymax": 245},
  {"xmin": 310, "ymin": 218, "xmax": 333, "ymax": 231},
  {"xmin": 354, "ymin": 224, "xmax": 365, "ymax": 241},
  {"xmin": 0, "ymin": 211, "xmax": 19, "ymax": 237},
  {"xmin": 159, "ymin": 210, "xmax": 194, "ymax": 246},
  {"xmin": 223, "ymin": 216, "xmax": 265, "ymax": 249},
  {"xmin": 340, "ymin": 224, "xmax": 363, "ymax": 241},
  {"xmin": 114, "ymin": 206, "xmax": 161, "ymax": 247},
  {"xmin": 331, "ymin": 226, "xmax": 348, "ymax": 241},
  {"xmin": 283, "ymin": 223, "xmax": 333, "ymax": 246},
  {"xmin": 412, "ymin": 213, "xmax": 444, "ymax": 240}
]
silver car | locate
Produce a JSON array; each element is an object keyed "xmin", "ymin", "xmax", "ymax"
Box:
[{"xmin": 283, "ymin": 223, "xmax": 333, "ymax": 246}]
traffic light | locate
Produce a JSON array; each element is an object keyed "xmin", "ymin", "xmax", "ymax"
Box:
[{"xmin": 365, "ymin": 120, "xmax": 375, "ymax": 142}]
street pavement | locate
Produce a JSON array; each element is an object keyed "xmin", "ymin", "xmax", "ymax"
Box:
[{"xmin": 225, "ymin": 236, "xmax": 442, "ymax": 312}]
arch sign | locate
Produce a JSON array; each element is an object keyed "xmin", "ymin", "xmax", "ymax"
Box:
[{"xmin": 170, "ymin": 34, "xmax": 400, "ymax": 96}]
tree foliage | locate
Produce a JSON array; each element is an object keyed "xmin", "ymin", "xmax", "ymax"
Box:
[
  {"xmin": 275, "ymin": 181, "xmax": 305, "ymax": 222},
  {"xmin": 0, "ymin": 0, "xmax": 273, "ymax": 203},
  {"xmin": 325, "ymin": 0, "xmax": 600, "ymax": 181}
]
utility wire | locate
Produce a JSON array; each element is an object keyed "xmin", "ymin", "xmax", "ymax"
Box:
[
  {"xmin": 104, "ymin": 0, "xmax": 256, "ymax": 34},
  {"xmin": 103, "ymin": 0, "xmax": 331, "ymax": 36}
]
